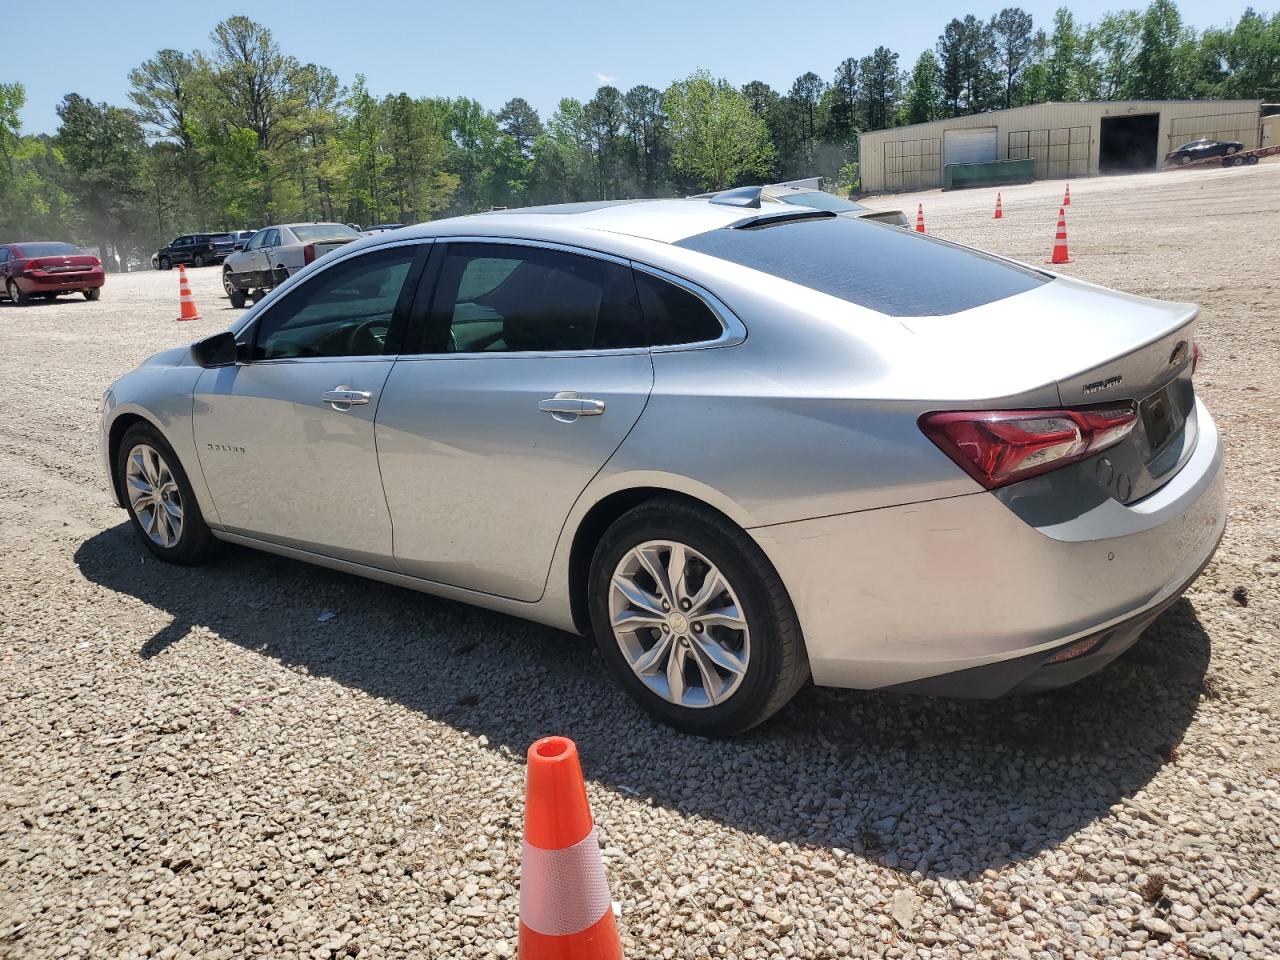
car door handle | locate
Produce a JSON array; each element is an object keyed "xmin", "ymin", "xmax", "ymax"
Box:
[
  {"xmin": 322, "ymin": 386, "xmax": 371, "ymax": 409},
  {"xmin": 539, "ymin": 392, "xmax": 605, "ymax": 421}
]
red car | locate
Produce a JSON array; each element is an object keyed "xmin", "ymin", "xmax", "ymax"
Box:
[{"xmin": 0, "ymin": 241, "xmax": 105, "ymax": 305}]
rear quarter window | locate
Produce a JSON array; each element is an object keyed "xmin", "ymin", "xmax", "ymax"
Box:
[{"xmin": 674, "ymin": 215, "xmax": 1047, "ymax": 317}]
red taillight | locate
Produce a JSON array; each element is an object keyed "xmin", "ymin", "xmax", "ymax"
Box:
[
  {"xmin": 1191, "ymin": 341, "xmax": 1202, "ymax": 375},
  {"xmin": 919, "ymin": 403, "xmax": 1139, "ymax": 490},
  {"xmin": 303, "ymin": 243, "xmax": 316, "ymax": 265}
]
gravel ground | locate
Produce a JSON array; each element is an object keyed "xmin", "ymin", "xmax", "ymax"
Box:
[{"xmin": 2, "ymin": 163, "xmax": 1278, "ymax": 960}]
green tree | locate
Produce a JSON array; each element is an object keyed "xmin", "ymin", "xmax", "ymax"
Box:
[
  {"xmin": 788, "ymin": 71, "xmax": 827, "ymax": 166},
  {"xmin": 55, "ymin": 94, "xmax": 147, "ymax": 269},
  {"xmin": 128, "ymin": 48, "xmax": 205, "ymax": 212},
  {"xmin": 622, "ymin": 85, "xmax": 668, "ymax": 193},
  {"xmin": 663, "ymin": 71, "xmax": 772, "ymax": 191},
  {"xmin": 497, "ymin": 97, "xmax": 543, "ymax": 157},
  {"xmin": 990, "ymin": 8, "xmax": 1036, "ymax": 108},
  {"xmin": 1131, "ymin": 0, "xmax": 1187, "ymax": 98},
  {"xmin": 902, "ymin": 51, "xmax": 944, "ymax": 125},
  {"xmin": 585, "ymin": 85, "xmax": 626, "ymax": 197},
  {"xmin": 205, "ymin": 16, "xmax": 307, "ymax": 223},
  {"xmin": 859, "ymin": 47, "xmax": 902, "ymax": 131},
  {"xmin": 1089, "ymin": 12, "xmax": 1143, "ymax": 99},
  {"xmin": 823, "ymin": 59, "xmax": 861, "ymax": 147}
]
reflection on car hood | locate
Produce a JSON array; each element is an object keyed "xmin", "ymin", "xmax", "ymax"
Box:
[{"xmin": 140, "ymin": 345, "xmax": 191, "ymax": 369}]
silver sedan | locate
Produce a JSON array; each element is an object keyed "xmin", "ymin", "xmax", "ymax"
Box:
[{"xmin": 99, "ymin": 190, "xmax": 1225, "ymax": 736}]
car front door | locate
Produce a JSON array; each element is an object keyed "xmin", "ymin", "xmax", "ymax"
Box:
[
  {"xmin": 261, "ymin": 228, "xmax": 287, "ymax": 282},
  {"xmin": 192, "ymin": 242, "xmax": 427, "ymax": 566},
  {"xmin": 375, "ymin": 239, "xmax": 654, "ymax": 602}
]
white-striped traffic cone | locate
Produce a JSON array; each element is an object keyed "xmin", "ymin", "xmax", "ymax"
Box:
[
  {"xmin": 176, "ymin": 265, "xmax": 201, "ymax": 321},
  {"xmin": 518, "ymin": 737, "xmax": 622, "ymax": 959}
]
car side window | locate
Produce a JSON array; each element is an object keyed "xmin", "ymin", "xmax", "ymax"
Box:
[
  {"xmin": 251, "ymin": 247, "xmax": 416, "ymax": 360},
  {"xmin": 634, "ymin": 271, "xmax": 725, "ymax": 346},
  {"xmin": 425, "ymin": 243, "xmax": 645, "ymax": 353},
  {"xmin": 246, "ymin": 232, "xmax": 264, "ymax": 251},
  {"xmin": 265, "ymin": 229, "xmax": 282, "ymax": 247},
  {"xmin": 0, "ymin": 249, "xmax": 8, "ymax": 265}
]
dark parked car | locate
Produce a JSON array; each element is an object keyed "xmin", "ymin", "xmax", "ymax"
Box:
[
  {"xmin": 0, "ymin": 241, "xmax": 104, "ymax": 305},
  {"xmin": 1165, "ymin": 138, "xmax": 1244, "ymax": 165},
  {"xmin": 222, "ymin": 230, "xmax": 258, "ymax": 250},
  {"xmin": 153, "ymin": 234, "xmax": 236, "ymax": 270}
]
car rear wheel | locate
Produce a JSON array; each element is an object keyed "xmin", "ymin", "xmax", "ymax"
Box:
[
  {"xmin": 6, "ymin": 279, "xmax": 28, "ymax": 305},
  {"xmin": 116, "ymin": 423, "xmax": 216, "ymax": 565},
  {"xmin": 193, "ymin": 254, "xmax": 206, "ymax": 268},
  {"xmin": 588, "ymin": 497, "xmax": 809, "ymax": 736},
  {"xmin": 84, "ymin": 287, "xmax": 100, "ymax": 301}
]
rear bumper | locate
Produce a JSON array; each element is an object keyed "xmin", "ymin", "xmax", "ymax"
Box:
[
  {"xmin": 750, "ymin": 398, "xmax": 1226, "ymax": 693},
  {"xmin": 17, "ymin": 271, "xmax": 105, "ymax": 292}
]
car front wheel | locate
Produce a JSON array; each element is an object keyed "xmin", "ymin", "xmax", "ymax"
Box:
[
  {"xmin": 116, "ymin": 423, "xmax": 216, "ymax": 564},
  {"xmin": 159, "ymin": 256, "xmax": 171, "ymax": 270},
  {"xmin": 588, "ymin": 497, "xmax": 809, "ymax": 736},
  {"xmin": 1225, "ymin": 146, "xmax": 1238, "ymax": 155},
  {"xmin": 1180, "ymin": 155, "xmax": 1192, "ymax": 165}
]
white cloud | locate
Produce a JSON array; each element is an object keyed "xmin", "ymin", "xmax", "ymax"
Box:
[{"xmin": 593, "ymin": 72, "xmax": 616, "ymax": 86}]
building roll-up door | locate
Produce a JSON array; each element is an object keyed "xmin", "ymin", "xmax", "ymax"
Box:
[{"xmin": 943, "ymin": 127, "xmax": 998, "ymax": 166}]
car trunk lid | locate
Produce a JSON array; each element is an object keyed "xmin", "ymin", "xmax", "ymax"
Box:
[
  {"xmin": 25, "ymin": 253, "xmax": 100, "ymax": 275},
  {"xmin": 902, "ymin": 275, "xmax": 1199, "ymax": 502}
]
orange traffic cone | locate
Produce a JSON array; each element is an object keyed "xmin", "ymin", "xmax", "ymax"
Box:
[
  {"xmin": 1046, "ymin": 207, "xmax": 1073, "ymax": 265},
  {"xmin": 915, "ymin": 203, "xmax": 925, "ymax": 233},
  {"xmin": 1063, "ymin": 183, "xmax": 1071, "ymax": 206},
  {"xmin": 176, "ymin": 265, "xmax": 201, "ymax": 321},
  {"xmin": 518, "ymin": 737, "xmax": 622, "ymax": 960},
  {"xmin": 993, "ymin": 193, "xmax": 1003, "ymax": 219}
]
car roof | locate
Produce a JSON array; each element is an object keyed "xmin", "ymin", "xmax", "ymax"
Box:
[{"xmin": 399, "ymin": 199, "xmax": 769, "ymax": 246}]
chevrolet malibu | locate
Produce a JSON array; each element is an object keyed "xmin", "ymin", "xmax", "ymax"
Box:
[{"xmin": 99, "ymin": 190, "xmax": 1225, "ymax": 736}]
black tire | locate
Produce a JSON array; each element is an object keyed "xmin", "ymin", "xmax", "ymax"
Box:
[
  {"xmin": 193, "ymin": 254, "xmax": 205, "ymax": 268},
  {"xmin": 115, "ymin": 422, "xmax": 217, "ymax": 565},
  {"xmin": 229, "ymin": 287, "xmax": 248, "ymax": 309},
  {"xmin": 1225, "ymin": 146, "xmax": 1238, "ymax": 155},
  {"xmin": 6, "ymin": 279, "xmax": 28, "ymax": 305},
  {"xmin": 588, "ymin": 496, "xmax": 809, "ymax": 736},
  {"xmin": 84, "ymin": 287, "xmax": 101, "ymax": 301},
  {"xmin": 1179, "ymin": 155, "xmax": 1192, "ymax": 165},
  {"xmin": 1246, "ymin": 155, "xmax": 1259, "ymax": 165},
  {"xmin": 159, "ymin": 256, "xmax": 171, "ymax": 270},
  {"xmin": 1232, "ymin": 155, "xmax": 1245, "ymax": 167}
]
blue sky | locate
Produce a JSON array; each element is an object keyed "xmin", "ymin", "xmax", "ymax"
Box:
[{"xmin": 8, "ymin": 0, "xmax": 1248, "ymax": 135}]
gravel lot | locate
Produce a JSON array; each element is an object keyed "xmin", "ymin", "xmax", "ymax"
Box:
[{"xmin": 2, "ymin": 163, "xmax": 1278, "ymax": 960}]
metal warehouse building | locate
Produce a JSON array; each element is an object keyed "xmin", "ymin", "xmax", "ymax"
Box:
[{"xmin": 857, "ymin": 100, "xmax": 1264, "ymax": 194}]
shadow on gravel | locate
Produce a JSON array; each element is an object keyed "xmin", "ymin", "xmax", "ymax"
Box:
[{"xmin": 76, "ymin": 522, "xmax": 1210, "ymax": 880}]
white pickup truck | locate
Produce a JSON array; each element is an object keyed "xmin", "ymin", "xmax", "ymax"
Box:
[{"xmin": 221, "ymin": 222, "xmax": 361, "ymax": 308}]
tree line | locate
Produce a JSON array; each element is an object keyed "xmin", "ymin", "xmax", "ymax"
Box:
[{"xmin": 0, "ymin": 4, "xmax": 1275, "ymax": 269}]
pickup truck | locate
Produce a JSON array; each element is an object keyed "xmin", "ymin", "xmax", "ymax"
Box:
[{"xmin": 220, "ymin": 222, "xmax": 362, "ymax": 307}]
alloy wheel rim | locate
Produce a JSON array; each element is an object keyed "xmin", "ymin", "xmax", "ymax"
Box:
[
  {"xmin": 223, "ymin": 273, "xmax": 234, "ymax": 296},
  {"xmin": 125, "ymin": 444, "xmax": 184, "ymax": 548},
  {"xmin": 609, "ymin": 540, "xmax": 750, "ymax": 709}
]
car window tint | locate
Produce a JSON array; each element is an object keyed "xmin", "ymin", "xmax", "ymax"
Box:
[
  {"xmin": 634, "ymin": 272, "xmax": 724, "ymax": 345},
  {"xmin": 253, "ymin": 247, "xmax": 415, "ymax": 360},
  {"xmin": 675, "ymin": 215, "xmax": 1047, "ymax": 317},
  {"xmin": 426, "ymin": 244, "xmax": 645, "ymax": 353}
]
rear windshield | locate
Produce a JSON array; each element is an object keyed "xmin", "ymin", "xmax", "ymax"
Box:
[
  {"xmin": 292, "ymin": 224, "xmax": 360, "ymax": 243},
  {"xmin": 674, "ymin": 216, "xmax": 1047, "ymax": 316},
  {"xmin": 774, "ymin": 191, "xmax": 869, "ymax": 214},
  {"xmin": 17, "ymin": 241, "xmax": 82, "ymax": 257}
]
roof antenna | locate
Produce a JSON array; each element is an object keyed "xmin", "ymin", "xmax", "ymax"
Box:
[{"xmin": 708, "ymin": 186, "xmax": 763, "ymax": 209}]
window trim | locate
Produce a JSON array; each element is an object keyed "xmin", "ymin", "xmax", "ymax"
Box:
[
  {"xmin": 399, "ymin": 235, "xmax": 744, "ymax": 359},
  {"xmin": 238, "ymin": 238, "xmax": 432, "ymax": 365}
]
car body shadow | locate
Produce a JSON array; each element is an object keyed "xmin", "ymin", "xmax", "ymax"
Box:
[{"xmin": 75, "ymin": 522, "xmax": 1210, "ymax": 880}]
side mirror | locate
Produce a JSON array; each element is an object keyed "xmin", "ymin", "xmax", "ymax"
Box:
[
  {"xmin": 190, "ymin": 331, "xmax": 239, "ymax": 368},
  {"xmin": 233, "ymin": 241, "xmax": 247, "ymax": 250}
]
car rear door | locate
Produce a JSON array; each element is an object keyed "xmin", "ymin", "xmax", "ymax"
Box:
[
  {"xmin": 375, "ymin": 239, "xmax": 654, "ymax": 602},
  {"xmin": 192, "ymin": 242, "xmax": 428, "ymax": 566}
]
